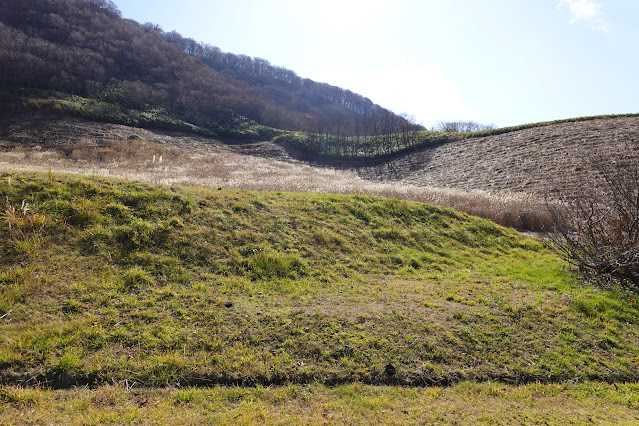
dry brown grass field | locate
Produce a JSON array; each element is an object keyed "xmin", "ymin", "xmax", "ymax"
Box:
[
  {"xmin": 358, "ymin": 116, "xmax": 639, "ymax": 197},
  {"xmin": 3, "ymin": 113, "xmax": 638, "ymax": 231}
]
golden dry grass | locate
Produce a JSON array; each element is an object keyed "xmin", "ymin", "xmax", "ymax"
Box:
[
  {"xmin": 359, "ymin": 116, "xmax": 639, "ymax": 197},
  {"xmin": 0, "ymin": 139, "xmax": 552, "ymax": 231}
]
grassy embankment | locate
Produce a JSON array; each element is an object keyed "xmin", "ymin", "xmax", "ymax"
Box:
[
  {"xmin": 2, "ymin": 171, "xmax": 639, "ymax": 387},
  {"xmin": 1, "ymin": 171, "xmax": 639, "ymax": 422}
]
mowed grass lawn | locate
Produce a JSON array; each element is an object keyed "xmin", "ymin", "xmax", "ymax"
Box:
[{"xmin": 1, "ymin": 171, "xmax": 639, "ymax": 422}]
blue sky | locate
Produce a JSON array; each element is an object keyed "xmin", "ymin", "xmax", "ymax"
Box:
[{"xmin": 111, "ymin": 0, "xmax": 638, "ymax": 127}]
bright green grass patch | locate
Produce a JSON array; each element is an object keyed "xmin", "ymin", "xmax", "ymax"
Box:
[{"xmin": 1, "ymin": 172, "xmax": 639, "ymax": 388}]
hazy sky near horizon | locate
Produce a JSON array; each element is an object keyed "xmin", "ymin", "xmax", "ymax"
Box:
[{"xmin": 110, "ymin": 0, "xmax": 638, "ymax": 127}]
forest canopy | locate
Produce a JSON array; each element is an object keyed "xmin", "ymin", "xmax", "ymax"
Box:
[{"xmin": 0, "ymin": 0, "xmax": 422, "ymax": 141}]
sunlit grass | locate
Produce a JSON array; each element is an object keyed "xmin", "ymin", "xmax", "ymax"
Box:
[
  {"xmin": 1, "ymin": 382, "xmax": 638, "ymax": 425},
  {"xmin": 1, "ymin": 172, "xmax": 638, "ymax": 390}
]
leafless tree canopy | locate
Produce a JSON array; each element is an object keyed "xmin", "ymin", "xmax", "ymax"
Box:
[
  {"xmin": 431, "ymin": 121, "xmax": 495, "ymax": 133},
  {"xmin": 0, "ymin": 0, "xmax": 421, "ymax": 138}
]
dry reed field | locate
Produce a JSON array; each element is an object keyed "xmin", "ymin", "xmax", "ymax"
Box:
[
  {"xmin": 8, "ymin": 112, "xmax": 635, "ymax": 231},
  {"xmin": 0, "ymin": 135, "xmax": 552, "ymax": 232},
  {"xmin": 0, "ymin": 142, "xmax": 550, "ymax": 230}
]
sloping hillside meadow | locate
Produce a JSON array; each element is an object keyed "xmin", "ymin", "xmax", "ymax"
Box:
[
  {"xmin": 2, "ymin": 1, "xmax": 639, "ymax": 422},
  {"xmin": 1, "ymin": 171, "xmax": 639, "ymax": 423}
]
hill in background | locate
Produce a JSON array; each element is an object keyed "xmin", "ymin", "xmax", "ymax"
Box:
[
  {"xmin": 2, "ymin": 112, "xmax": 639, "ymax": 233},
  {"xmin": 357, "ymin": 115, "xmax": 639, "ymax": 197},
  {"xmin": 0, "ymin": 0, "xmax": 420, "ymax": 141}
]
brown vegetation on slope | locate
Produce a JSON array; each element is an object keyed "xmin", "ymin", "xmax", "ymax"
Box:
[
  {"xmin": 0, "ymin": 112, "xmax": 551, "ymax": 231},
  {"xmin": 356, "ymin": 116, "xmax": 639, "ymax": 197},
  {"xmin": 0, "ymin": 0, "xmax": 419, "ymax": 138},
  {"xmin": 2, "ymin": 113, "xmax": 636, "ymax": 231}
]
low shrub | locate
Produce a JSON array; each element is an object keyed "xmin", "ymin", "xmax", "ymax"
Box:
[{"xmin": 545, "ymin": 142, "xmax": 639, "ymax": 291}]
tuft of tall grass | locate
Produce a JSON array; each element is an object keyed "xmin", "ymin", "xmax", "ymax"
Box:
[
  {"xmin": 3, "ymin": 199, "xmax": 49, "ymax": 257},
  {"xmin": 122, "ymin": 266, "xmax": 155, "ymax": 291},
  {"xmin": 5, "ymin": 199, "xmax": 47, "ymax": 231},
  {"xmin": 0, "ymin": 385, "xmax": 41, "ymax": 406}
]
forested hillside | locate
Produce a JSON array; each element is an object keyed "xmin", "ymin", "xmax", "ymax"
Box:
[{"xmin": 0, "ymin": 0, "xmax": 420, "ymax": 140}]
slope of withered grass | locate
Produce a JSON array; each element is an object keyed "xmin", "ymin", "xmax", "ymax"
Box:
[
  {"xmin": 1, "ymin": 382, "xmax": 638, "ymax": 425},
  {"xmin": 0, "ymin": 140, "xmax": 553, "ymax": 231},
  {"xmin": 1, "ymin": 172, "xmax": 638, "ymax": 389},
  {"xmin": 360, "ymin": 116, "xmax": 639, "ymax": 198}
]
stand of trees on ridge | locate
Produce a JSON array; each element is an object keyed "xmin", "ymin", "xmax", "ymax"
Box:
[
  {"xmin": 0, "ymin": 0, "xmax": 423, "ymax": 148},
  {"xmin": 431, "ymin": 121, "xmax": 495, "ymax": 133}
]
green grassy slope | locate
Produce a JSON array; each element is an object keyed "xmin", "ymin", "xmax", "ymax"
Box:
[{"xmin": 1, "ymin": 172, "xmax": 638, "ymax": 388}]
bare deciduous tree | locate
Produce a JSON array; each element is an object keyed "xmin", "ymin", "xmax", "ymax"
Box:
[
  {"xmin": 432, "ymin": 120, "xmax": 495, "ymax": 133},
  {"xmin": 545, "ymin": 142, "xmax": 639, "ymax": 291}
]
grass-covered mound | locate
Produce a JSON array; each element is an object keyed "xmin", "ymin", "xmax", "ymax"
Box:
[{"xmin": 1, "ymin": 172, "xmax": 638, "ymax": 388}]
